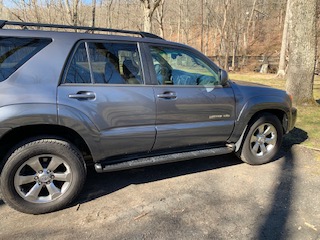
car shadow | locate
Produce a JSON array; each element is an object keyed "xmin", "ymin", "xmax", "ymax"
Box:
[
  {"xmin": 257, "ymin": 148, "xmax": 296, "ymax": 239},
  {"xmin": 76, "ymin": 153, "xmax": 243, "ymax": 205},
  {"xmin": 256, "ymin": 127, "xmax": 307, "ymax": 238},
  {"xmin": 76, "ymin": 128, "xmax": 307, "ymax": 206},
  {"xmin": 275, "ymin": 127, "xmax": 308, "ymax": 160}
]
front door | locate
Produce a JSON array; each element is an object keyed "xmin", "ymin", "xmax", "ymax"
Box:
[{"xmin": 147, "ymin": 45, "xmax": 236, "ymax": 150}]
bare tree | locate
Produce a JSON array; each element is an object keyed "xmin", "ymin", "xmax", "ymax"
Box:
[
  {"xmin": 140, "ymin": 0, "xmax": 162, "ymax": 32},
  {"xmin": 65, "ymin": 0, "xmax": 80, "ymax": 26},
  {"xmin": 0, "ymin": 0, "xmax": 3, "ymax": 17},
  {"xmin": 155, "ymin": 0, "xmax": 165, "ymax": 38},
  {"xmin": 200, "ymin": 0, "xmax": 204, "ymax": 52},
  {"xmin": 177, "ymin": 0, "xmax": 182, "ymax": 42},
  {"xmin": 4, "ymin": 0, "xmax": 307, "ymax": 76},
  {"xmin": 104, "ymin": 0, "xmax": 114, "ymax": 28},
  {"xmin": 243, "ymin": 0, "xmax": 258, "ymax": 59},
  {"xmin": 286, "ymin": 0, "xmax": 317, "ymax": 105},
  {"xmin": 91, "ymin": 0, "xmax": 96, "ymax": 28},
  {"xmin": 277, "ymin": 0, "xmax": 291, "ymax": 77}
]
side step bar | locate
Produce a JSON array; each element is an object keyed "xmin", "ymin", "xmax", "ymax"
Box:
[{"xmin": 94, "ymin": 145, "xmax": 234, "ymax": 173}]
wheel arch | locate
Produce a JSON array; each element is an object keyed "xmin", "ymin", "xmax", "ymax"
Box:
[
  {"xmin": 232, "ymin": 109, "xmax": 287, "ymax": 152},
  {"xmin": 247, "ymin": 109, "xmax": 287, "ymax": 133},
  {"xmin": 0, "ymin": 125, "xmax": 93, "ymax": 171}
]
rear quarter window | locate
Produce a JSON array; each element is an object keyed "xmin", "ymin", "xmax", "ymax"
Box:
[{"xmin": 0, "ymin": 37, "xmax": 52, "ymax": 82}]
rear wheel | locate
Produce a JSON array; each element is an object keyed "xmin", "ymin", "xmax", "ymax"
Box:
[
  {"xmin": 0, "ymin": 138, "xmax": 86, "ymax": 214},
  {"xmin": 239, "ymin": 114, "xmax": 283, "ymax": 165}
]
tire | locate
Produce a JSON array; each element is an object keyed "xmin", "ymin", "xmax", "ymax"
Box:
[
  {"xmin": 239, "ymin": 114, "xmax": 283, "ymax": 165},
  {"xmin": 0, "ymin": 138, "xmax": 86, "ymax": 214}
]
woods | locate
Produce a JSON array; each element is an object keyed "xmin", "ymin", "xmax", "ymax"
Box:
[
  {"xmin": 0, "ymin": 0, "xmax": 292, "ymax": 65},
  {"xmin": 0, "ymin": 0, "xmax": 319, "ymax": 105}
]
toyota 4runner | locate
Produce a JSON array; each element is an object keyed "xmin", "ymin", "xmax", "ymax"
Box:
[{"xmin": 0, "ymin": 20, "xmax": 297, "ymax": 214}]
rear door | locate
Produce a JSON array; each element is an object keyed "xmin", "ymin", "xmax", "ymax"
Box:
[
  {"xmin": 146, "ymin": 44, "xmax": 236, "ymax": 150},
  {"xmin": 57, "ymin": 41, "xmax": 156, "ymax": 159}
]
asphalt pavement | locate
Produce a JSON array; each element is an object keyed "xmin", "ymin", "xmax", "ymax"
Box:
[{"xmin": 0, "ymin": 137, "xmax": 319, "ymax": 240}]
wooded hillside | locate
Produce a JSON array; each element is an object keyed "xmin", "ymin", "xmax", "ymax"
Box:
[{"xmin": 2, "ymin": 0, "xmax": 314, "ymax": 69}]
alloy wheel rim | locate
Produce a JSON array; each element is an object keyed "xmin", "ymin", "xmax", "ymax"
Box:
[
  {"xmin": 14, "ymin": 154, "xmax": 72, "ymax": 203},
  {"xmin": 250, "ymin": 123, "xmax": 277, "ymax": 157}
]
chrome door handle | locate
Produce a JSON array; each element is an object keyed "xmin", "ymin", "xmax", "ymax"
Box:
[
  {"xmin": 68, "ymin": 91, "xmax": 96, "ymax": 100},
  {"xmin": 157, "ymin": 92, "xmax": 177, "ymax": 99}
]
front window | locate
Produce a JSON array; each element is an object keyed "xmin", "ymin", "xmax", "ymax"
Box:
[{"xmin": 150, "ymin": 46, "xmax": 220, "ymax": 86}]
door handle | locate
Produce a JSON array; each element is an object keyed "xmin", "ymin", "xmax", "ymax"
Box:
[
  {"xmin": 69, "ymin": 91, "xmax": 96, "ymax": 100},
  {"xmin": 157, "ymin": 92, "xmax": 177, "ymax": 99}
]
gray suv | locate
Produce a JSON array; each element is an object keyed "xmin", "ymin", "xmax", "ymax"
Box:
[{"xmin": 0, "ymin": 20, "xmax": 297, "ymax": 214}]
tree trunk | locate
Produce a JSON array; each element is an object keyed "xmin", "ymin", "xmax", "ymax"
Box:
[
  {"xmin": 245, "ymin": 0, "xmax": 258, "ymax": 49},
  {"xmin": 200, "ymin": 0, "xmax": 204, "ymax": 52},
  {"xmin": 106, "ymin": 0, "xmax": 114, "ymax": 28},
  {"xmin": 65, "ymin": 0, "xmax": 79, "ymax": 27},
  {"xmin": 178, "ymin": 0, "xmax": 182, "ymax": 42},
  {"xmin": 140, "ymin": 0, "xmax": 162, "ymax": 33},
  {"xmin": 286, "ymin": 0, "xmax": 317, "ymax": 105},
  {"xmin": 277, "ymin": 0, "xmax": 291, "ymax": 77},
  {"xmin": 92, "ymin": 0, "xmax": 96, "ymax": 29},
  {"xmin": 31, "ymin": 0, "xmax": 40, "ymax": 23},
  {"xmin": 143, "ymin": 7, "xmax": 152, "ymax": 32},
  {"xmin": 0, "ymin": 0, "xmax": 3, "ymax": 18},
  {"xmin": 155, "ymin": 0, "xmax": 165, "ymax": 38}
]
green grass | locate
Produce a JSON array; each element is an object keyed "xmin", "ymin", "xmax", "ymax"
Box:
[{"xmin": 229, "ymin": 73, "xmax": 320, "ymax": 150}]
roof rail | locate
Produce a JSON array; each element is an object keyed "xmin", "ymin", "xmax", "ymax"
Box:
[{"xmin": 0, "ymin": 20, "xmax": 163, "ymax": 40}]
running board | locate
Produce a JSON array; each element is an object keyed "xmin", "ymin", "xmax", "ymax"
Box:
[{"xmin": 95, "ymin": 146, "xmax": 234, "ymax": 173}]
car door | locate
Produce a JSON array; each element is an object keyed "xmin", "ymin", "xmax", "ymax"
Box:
[
  {"xmin": 146, "ymin": 44, "xmax": 236, "ymax": 150},
  {"xmin": 57, "ymin": 40, "xmax": 156, "ymax": 160}
]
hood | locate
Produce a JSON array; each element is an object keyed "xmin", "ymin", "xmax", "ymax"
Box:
[
  {"xmin": 229, "ymin": 79, "xmax": 287, "ymax": 99},
  {"xmin": 231, "ymin": 80, "xmax": 272, "ymax": 88}
]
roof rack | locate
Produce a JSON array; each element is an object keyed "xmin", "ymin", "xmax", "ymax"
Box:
[{"xmin": 0, "ymin": 20, "xmax": 163, "ymax": 40}]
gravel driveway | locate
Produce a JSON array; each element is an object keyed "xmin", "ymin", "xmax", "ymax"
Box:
[{"xmin": 0, "ymin": 132, "xmax": 319, "ymax": 240}]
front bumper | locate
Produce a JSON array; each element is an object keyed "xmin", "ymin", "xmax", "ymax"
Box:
[{"xmin": 288, "ymin": 107, "xmax": 297, "ymax": 133}]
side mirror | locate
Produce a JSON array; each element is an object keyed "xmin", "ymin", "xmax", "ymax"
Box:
[{"xmin": 220, "ymin": 69, "xmax": 229, "ymax": 86}]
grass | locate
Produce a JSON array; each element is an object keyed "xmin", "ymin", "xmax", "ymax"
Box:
[{"xmin": 229, "ymin": 73, "xmax": 320, "ymax": 150}]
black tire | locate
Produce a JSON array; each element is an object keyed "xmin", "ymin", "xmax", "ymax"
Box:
[
  {"xmin": 239, "ymin": 114, "xmax": 283, "ymax": 165},
  {"xmin": 0, "ymin": 138, "xmax": 86, "ymax": 214}
]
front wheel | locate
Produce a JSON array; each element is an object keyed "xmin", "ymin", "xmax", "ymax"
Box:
[
  {"xmin": 239, "ymin": 114, "xmax": 283, "ymax": 165},
  {"xmin": 0, "ymin": 138, "xmax": 86, "ymax": 214}
]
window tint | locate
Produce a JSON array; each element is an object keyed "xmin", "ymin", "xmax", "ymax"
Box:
[
  {"xmin": 64, "ymin": 42, "xmax": 143, "ymax": 85},
  {"xmin": 0, "ymin": 37, "xmax": 51, "ymax": 82},
  {"xmin": 150, "ymin": 46, "xmax": 220, "ymax": 86},
  {"xmin": 88, "ymin": 42, "xmax": 143, "ymax": 84},
  {"xmin": 65, "ymin": 42, "xmax": 91, "ymax": 84}
]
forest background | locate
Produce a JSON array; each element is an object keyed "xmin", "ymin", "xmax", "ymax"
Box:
[
  {"xmin": 0, "ymin": 0, "xmax": 319, "ymax": 105},
  {"xmin": 1, "ymin": 0, "xmax": 316, "ymax": 69}
]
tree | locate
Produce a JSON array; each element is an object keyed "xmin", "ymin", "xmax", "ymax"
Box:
[
  {"xmin": 91, "ymin": 0, "xmax": 97, "ymax": 28},
  {"xmin": 155, "ymin": 0, "xmax": 165, "ymax": 38},
  {"xmin": 140, "ymin": 0, "xmax": 162, "ymax": 32},
  {"xmin": 0, "ymin": 0, "xmax": 3, "ymax": 17},
  {"xmin": 277, "ymin": 0, "xmax": 291, "ymax": 77},
  {"xmin": 65, "ymin": 0, "xmax": 80, "ymax": 26},
  {"xmin": 286, "ymin": 0, "xmax": 317, "ymax": 105}
]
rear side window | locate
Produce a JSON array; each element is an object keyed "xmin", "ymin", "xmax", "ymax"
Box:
[
  {"xmin": 0, "ymin": 37, "xmax": 52, "ymax": 82},
  {"xmin": 64, "ymin": 41, "xmax": 143, "ymax": 84},
  {"xmin": 65, "ymin": 42, "xmax": 91, "ymax": 84}
]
